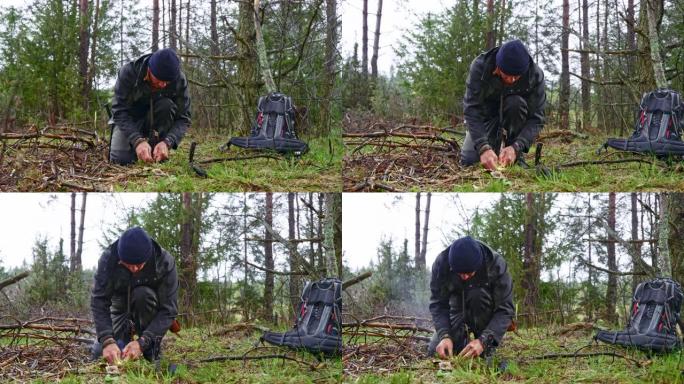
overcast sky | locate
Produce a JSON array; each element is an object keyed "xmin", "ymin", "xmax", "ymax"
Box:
[
  {"xmin": 340, "ymin": 0, "xmax": 449, "ymax": 76},
  {"xmin": 343, "ymin": 193, "xmax": 500, "ymax": 271},
  {"xmin": 0, "ymin": 193, "xmax": 155, "ymax": 270}
]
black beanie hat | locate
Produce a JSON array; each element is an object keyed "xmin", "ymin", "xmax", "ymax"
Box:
[
  {"xmin": 496, "ymin": 39, "xmax": 530, "ymax": 76},
  {"xmin": 149, "ymin": 48, "xmax": 180, "ymax": 82},
  {"xmin": 448, "ymin": 236, "xmax": 484, "ymax": 273},
  {"xmin": 117, "ymin": 227, "xmax": 154, "ymax": 264}
]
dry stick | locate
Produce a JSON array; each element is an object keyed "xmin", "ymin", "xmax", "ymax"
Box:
[
  {"xmin": 198, "ymin": 354, "xmax": 318, "ymax": 370},
  {"xmin": 343, "ymin": 330, "xmax": 431, "ymax": 342},
  {"xmin": 525, "ymin": 351, "xmax": 645, "ymax": 367},
  {"xmin": 342, "ymin": 322, "xmax": 432, "ymax": 334},
  {"xmin": 197, "ymin": 154, "xmax": 282, "ymax": 164},
  {"xmin": 0, "ymin": 323, "xmax": 95, "ymax": 334},
  {"xmin": 557, "ymin": 158, "xmax": 662, "ymax": 168}
]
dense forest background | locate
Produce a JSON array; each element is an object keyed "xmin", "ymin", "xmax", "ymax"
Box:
[
  {"xmin": 346, "ymin": 192, "xmax": 684, "ymax": 328},
  {"xmin": 341, "ymin": 0, "xmax": 684, "ymax": 135},
  {"xmin": 0, "ymin": 192, "xmax": 343, "ymax": 328},
  {"xmin": 0, "ymin": 0, "xmax": 341, "ymax": 138}
]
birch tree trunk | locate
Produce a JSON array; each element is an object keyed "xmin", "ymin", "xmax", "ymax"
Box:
[
  {"xmin": 370, "ymin": 0, "xmax": 382, "ymax": 80},
  {"xmin": 658, "ymin": 193, "xmax": 672, "ymax": 276},
  {"xmin": 645, "ymin": 0, "xmax": 667, "ymax": 88},
  {"xmin": 253, "ymin": 0, "xmax": 276, "ymax": 93}
]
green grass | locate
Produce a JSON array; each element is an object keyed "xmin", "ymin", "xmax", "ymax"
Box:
[
  {"xmin": 343, "ymin": 129, "xmax": 684, "ymax": 192},
  {"xmin": 117, "ymin": 129, "xmax": 343, "ymax": 192},
  {"xmin": 57, "ymin": 326, "xmax": 342, "ymax": 383},
  {"xmin": 343, "ymin": 327, "xmax": 683, "ymax": 383}
]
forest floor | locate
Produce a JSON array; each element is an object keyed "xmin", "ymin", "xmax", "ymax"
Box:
[
  {"xmin": 342, "ymin": 112, "xmax": 684, "ymax": 192},
  {"xmin": 0, "ymin": 125, "xmax": 342, "ymax": 192},
  {"xmin": 0, "ymin": 322, "xmax": 343, "ymax": 383},
  {"xmin": 342, "ymin": 323, "xmax": 682, "ymax": 383}
]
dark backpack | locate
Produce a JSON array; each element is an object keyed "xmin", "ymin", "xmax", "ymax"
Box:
[
  {"xmin": 595, "ymin": 277, "xmax": 683, "ymax": 352},
  {"xmin": 226, "ymin": 92, "xmax": 309, "ymax": 155},
  {"xmin": 602, "ymin": 89, "xmax": 684, "ymax": 157},
  {"xmin": 261, "ymin": 278, "xmax": 342, "ymax": 356}
]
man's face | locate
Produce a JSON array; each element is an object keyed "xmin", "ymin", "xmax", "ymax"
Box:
[
  {"xmin": 119, "ymin": 260, "xmax": 146, "ymax": 274},
  {"xmin": 458, "ymin": 271, "xmax": 476, "ymax": 281},
  {"xmin": 145, "ymin": 68, "xmax": 170, "ymax": 90},
  {"xmin": 493, "ymin": 66, "xmax": 522, "ymax": 86}
]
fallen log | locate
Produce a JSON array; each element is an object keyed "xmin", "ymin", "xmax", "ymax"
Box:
[
  {"xmin": 0, "ymin": 271, "xmax": 29, "ymax": 291},
  {"xmin": 342, "ymin": 271, "xmax": 372, "ymax": 289}
]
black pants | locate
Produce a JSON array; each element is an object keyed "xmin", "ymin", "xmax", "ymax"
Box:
[
  {"xmin": 92, "ymin": 286, "xmax": 161, "ymax": 361},
  {"xmin": 109, "ymin": 97, "xmax": 177, "ymax": 165},
  {"xmin": 460, "ymin": 95, "xmax": 528, "ymax": 166},
  {"xmin": 427, "ymin": 287, "xmax": 495, "ymax": 357}
]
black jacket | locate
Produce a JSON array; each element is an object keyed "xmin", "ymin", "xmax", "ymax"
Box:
[
  {"xmin": 463, "ymin": 46, "xmax": 546, "ymax": 153},
  {"xmin": 111, "ymin": 53, "xmax": 191, "ymax": 149},
  {"xmin": 91, "ymin": 238, "xmax": 179, "ymax": 344},
  {"xmin": 429, "ymin": 240, "xmax": 514, "ymax": 348}
]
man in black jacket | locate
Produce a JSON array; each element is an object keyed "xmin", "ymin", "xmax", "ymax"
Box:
[
  {"xmin": 109, "ymin": 48, "xmax": 191, "ymax": 165},
  {"xmin": 427, "ymin": 236, "xmax": 514, "ymax": 360},
  {"xmin": 461, "ymin": 40, "xmax": 546, "ymax": 170},
  {"xmin": 91, "ymin": 227, "xmax": 179, "ymax": 364}
]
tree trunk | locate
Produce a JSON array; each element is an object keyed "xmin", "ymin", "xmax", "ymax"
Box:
[
  {"xmin": 180, "ymin": 193, "xmax": 195, "ymax": 324},
  {"xmin": 317, "ymin": 193, "xmax": 324, "ymax": 269},
  {"xmin": 254, "ymin": 0, "xmax": 276, "ymax": 93},
  {"xmin": 242, "ymin": 194, "xmax": 250, "ymax": 322},
  {"xmin": 486, "ymin": 0, "xmax": 495, "ymax": 49},
  {"xmin": 626, "ymin": 0, "xmax": 635, "ymax": 73},
  {"xmin": 73, "ymin": 192, "xmax": 87, "ymax": 274},
  {"xmin": 333, "ymin": 193, "xmax": 342, "ymax": 277},
  {"xmin": 170, "ymin": 0, "xmax": 177, "ymax": 49},
  {"xmin": 668, "ymin": 194, "xmax": 684, "ymax": 284},
  {"xmin": 580, "ymin": 0, "xmax": 591, "ymax": 131},
  {"xmin": 78, "ymin": 0, "xmax": 90, "ymax": 107},
  {"xmin": 237, "ymin": 0, "xmax": 256, "ymax": 131},
  {"xmin": 370, "ymin": 0, "xmax": 382, "ymax": 80},
  {"xmin": 70, "ymin": 192, "xmax": 76, "ymax": 272},
  {"xmin": 658, "ymin": 193, "xmax": 672, "ymax": 276},
  {"xmin": 323, "ymin": 193, "xmax": 337, "ymax": 276},
  {"xmin": 631, "ymin": 193, "xmax": 642, "ymax": 291},
  {"xmin": 152, "ymin": 0, "xmax": 160, "ymax": 51},
  {"xmin": 362, "ymin": 0, "xmax": 368, "ymax": 80},
  {"xmin": 419, "ymin": 192, "xmax": 431, "ymax": 271},
  {"xmin": 87, "ymin": 0, "xmax": 101, "ymax": 97},
  {"xmin": 210, "ymin": 0, "xmax": 218, "ymax": 56},
  {"xmin": 560, "ymin": 0, "xmax": 570, "ymax": 130},
  {"xmin": 288, "ymin": 193, "xmax": 300, "ymax": 314},
  {"xmin": 415, "ymin": 193, "xmax": 423, "ymax": 270},
  {"xmin": 606, "ymin": 192, "xmax": 617, "ymax": 324},
  {"xmin": 645, "ymin": 0, "xmax": 667, "ymax": 88},
  {"xmin": 320, "ymin": 0, "xmax": 338, "ymax": 137},
  {"xmin": 522, "ymin": 193, "xmax": 539, "ymax": 315},
  {"xmin": 264, "ymin": 193, "xmax": 274, "ymax": 323}
]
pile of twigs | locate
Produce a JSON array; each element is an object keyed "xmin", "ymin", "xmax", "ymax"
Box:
[
  {"xmin": 0, "ymin": 125, "xmax": 156, "ymax": 191},
  {"xmin": 0, "ymin": 316, "xmax": 95, "ymax": 381},
  {"xmin": 343, "ymin": 315, "xmax": 432, "ymax": 376},
  {"xmin": 343, "ymin": 114, "xmax": 470, "ymax": 191}
]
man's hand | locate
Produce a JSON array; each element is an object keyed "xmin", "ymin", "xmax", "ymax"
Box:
[
  {"xmin": 499, "ymin": 146, "xmax": 517, "ymax": 167},
  {"xmin": 122, "ymin": 340, "xmax": 143, "ymax": 360},
  {"xmin": 153, "ymin": 141, "xmax": 169, "ymax": 162},
  {"xmin": 479, "ymin": 149, "xmax": 498, "ymax": 170},
  {"xmin": 102, "ymin": 342, "xmax": 122, "ymax": 364},
  {"xmin": 458, "ymin": 338, "xmax": 484, "ymax": 358},
  {"xmin": 435, "ymin": 337, "xmax": 453, "ymax": 359},
  {"xmin": 135, "ymin": 141, "xmax": 154, "ymax": 163}
]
